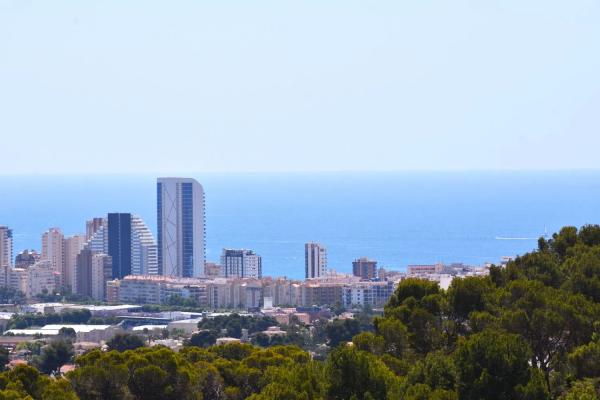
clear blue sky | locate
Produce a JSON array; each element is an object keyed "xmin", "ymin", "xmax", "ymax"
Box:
[{"xmin": 1, "ymin": 1, "xmax": 599, "ymax": 174}]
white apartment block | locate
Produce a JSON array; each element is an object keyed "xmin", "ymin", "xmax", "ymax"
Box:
[
  {"xmin": 42, "ymin": 228, "xmax": 65, "ymax": 285},
  {"xmin": 27, "ymin": 260, "xmax": 57, "ymax": 298},
  {"xmin": 220, "ymin": 249, "xmax": 262, "ymax": 279},
  {"xmin": 305, "ymin": 242, "xmax": 327, "ymax": 279}
]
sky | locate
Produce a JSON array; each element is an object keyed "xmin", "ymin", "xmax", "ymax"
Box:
[{"xmin": 1, "ymin": 1, "xmax": 599, "ymax": 174}]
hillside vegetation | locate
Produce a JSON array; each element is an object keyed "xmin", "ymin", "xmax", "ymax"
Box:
[{"xmin": 1, "ymin": 225, "xmax": 600, "ymax": 399}]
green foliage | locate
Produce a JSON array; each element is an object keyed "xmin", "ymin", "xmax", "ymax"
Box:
[
  {"xmin": 0, "ymin": 287, "xmax": 25, "ymax": 305},
  {"xmin": 325, "ymin": 318, "xmax": 361, "ymax": 347},
  {"xmin": 0, "ymin": 348, "xmax": 8, "ymax": 373},
  {"xmin": 454, "ymin": 330, "xmax": 532, "ymax": 400},
  {"xmin": 198, "ymin": 314, "xmax": 278, "ymax": 338},
  {"xmin": 106, "ymin": 333, "xmax": 145, "ymax": 352},
  {"xmin": 188, "ymin": 330, "xmax": 217, "ymax": 348},
  {"xmin": 32, "ymin": 339, "xmax": 74, "ymax": 374},
  {"xmin": 8, "ymin": 309, "xmax": 92, "ymax": 330},
  {"xmin": 0, "ymin": 224, "xmax": 599, "ymax": 400}
]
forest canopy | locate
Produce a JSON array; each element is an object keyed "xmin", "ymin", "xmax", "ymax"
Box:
[{"xmin": 1, "ymin": 225, "xmax": 599, "ymax": 399}]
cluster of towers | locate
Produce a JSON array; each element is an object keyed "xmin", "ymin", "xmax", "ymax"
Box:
[{"xmin": 0, "ymin": 177, "xmax": 206, "ymax": 299}]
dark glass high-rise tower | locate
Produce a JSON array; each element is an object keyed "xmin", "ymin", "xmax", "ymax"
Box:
[{"xmin": 108, "ymin": 213, "xmax": 132, "ymax": 279}]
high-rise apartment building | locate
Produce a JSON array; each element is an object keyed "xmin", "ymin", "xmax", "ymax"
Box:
[
  {"xmin": 26, "ymin": 260, "xmax": 57, "ymax": 298},
  {"xmin": 221, "ymin": 249, "xmax": 262, "ymax": 279},
  {"xmin": 305, "ymin": 242, "xmax": 327, "ymax": 279},
  {"xmin": 86, "ymin": 217, "xmax": 106, "ymax": 242},
  {"xmin": 107, "ymin": 213, "xmax": 132, "ymax": 279},
  {"xmin": 157, "ymin": 178, "xmax": 205, "ymax": 277},
  {"xmin": 15, "ymin": 249, "xmax": 41, "ymax": 269},
  {"xmin": 0, "ymin": 227, "xmax": 13, "ymax": 268},
  {"xmin": 91, "ymin": 254, "xmax": 112, "ymax": 300},
  {"xmin": 87, "ymin": 213, "xmax": 156, "ymax": 280},
  {"xmin": 131, "ymin": 216, "xmax": 158, "ymax": 275},
  {"xmin": 76, "ymin": 249, "xmax": 92, "ymax": 297},
  {"xmin": 76, "ymin": 249, "xmax": 112, "ymax": 300},
  {"xmin": 42, "ymin": 228, "xmax": 65, "ymax": 285},
  {"xmin": 352, "ymin": 257, "xmax": 378, "ymax": 280},
  {"xmin": 64, "ymin": 235, "xmax": 86, "ymax": 292}
]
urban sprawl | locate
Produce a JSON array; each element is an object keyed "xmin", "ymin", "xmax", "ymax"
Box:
[{"xmin": 0, "ymin": 177, "xmax": 505, "ymax": 354}]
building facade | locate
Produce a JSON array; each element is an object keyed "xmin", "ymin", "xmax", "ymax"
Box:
[
  {"xmin": 107, "ymin": 213, "xmax": 132, "ymax": 279},
  {"xmin": 221, "ymin": 249, "xmax": 262, "ymax": 279},
  {"xmin": 0, "ymin": 227, "xmax": 13, "ymax": 268},
  {"xmin": 157, "ymin": 177, "xmax": 205, "ymax": 277},
  {"xmin": 15, "ymin": 249, "xmax": 41, "ymax": 269},
  {"xmin": 352, "ymin": 257, "xmax": 378, "ymax": 280},
  {"xmin": 91, "ymin": 254, "xmax": 112, "ymax": 300},
  {"xmin": 42, "ymin": 228, "xmax": 65, "ymax": 286},
  {"xmin": 64, "ymin": 235, "xmax": 86, "ymax": 293},
  {"xmin": 131, "ymin": 215, "xmax": 158, "ymax": 276},
  {"xmin": 85, "ymin": 217, "xmax": 106, "ymax": 242},
  {"xmin": 27, "ymin": 260, "xmax": 57, "ymax": 298},
  {"xmin": 305, "ymin": 242, "xmax": 327, "ymax": 279}
]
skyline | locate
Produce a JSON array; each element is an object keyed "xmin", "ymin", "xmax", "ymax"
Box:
[
  {"xmin": 3, "ymin": 171, "xmax": 599, "ymax": 279},
  {"xmin": 1, "ymin": 1, "xmax": 600, "ymax": 174}
]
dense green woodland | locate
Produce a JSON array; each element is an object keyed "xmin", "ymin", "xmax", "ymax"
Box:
[{"xmin": 2, "ymin": 225, "xmax": 600, "ymax": 399}]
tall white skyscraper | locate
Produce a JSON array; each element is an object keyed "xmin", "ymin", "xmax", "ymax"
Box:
[
  {"xmin": 42, "ymin": 228, "xmax": 65, "ymax": 285},
  {"xmin": 0, "ymin": 226, "xmax": 13, "ymax": 268},
  {"xmin": 221, "ymin": 249, "xmax": 262, "ymax": 279},
  {"xmin": 157, "ymin": 178, "xmax": 205, "ymax": 277},
  {"xmin": 305, "ymin": 242, "xmax": 327, "ymax": 279}
]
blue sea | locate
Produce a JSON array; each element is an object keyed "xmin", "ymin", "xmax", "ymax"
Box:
[{"xmin": 1, "ymin": 171, "xmax": 599, "ymax": 279}]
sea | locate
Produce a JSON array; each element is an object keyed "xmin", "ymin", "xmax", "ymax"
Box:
[{"xmin": 1, "ymin": 171, "xmax": 599, "ymax": 279}]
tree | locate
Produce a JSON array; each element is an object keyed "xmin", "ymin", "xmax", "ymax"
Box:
[
  {"xmin": 106, "ymin": 333, "xmax": 145, "ymax": 352},
  {"xmin": 0, "ymin": 348, "xmax": 8, "ymax": 372},
  {"xmin": 455, "ymin": 330, "xmax": 533, "ymax": 400},
  {"xmin": 189, "ymin": 330, "xmax": 217, "ymax": 348},
  {"xmin": 325, "ymin": 319, "xmax": 361, "ymax": 347},
  {"xmin": 326, "ymin": 346, "xmax": 398, "ymax": 400},
  {"xmin": 58, "ymin": 327, "xmax": 77, "ymax": 341},
  {"xmin": 33, "ymin": 339, "xmax": 74, "ymax": 374}
]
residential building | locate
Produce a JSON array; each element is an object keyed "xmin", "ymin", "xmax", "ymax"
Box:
[
  {"xmin": 41, "ymin": 228, "xmax": 65, "ymax": 285},
  {"xmin": 407, "ymin": 263, "xmax": 444, "ymax": 275},
  {"xmin": 27, "ymin": 260, "xmax": 57, "ymax": 298},
  {"xmin": 352, "ymin": 257, "xmax": 378, "ymax": 280},
  {"xmin": 91, "ymin": 254, "xmax": 112, "ymax": 300},
  {"xmin": 157, "ymin": 177, "xmax": 205, "ymax": 277},
  {"xmin": 103, "ymin": 213, "xmax": 157, "ymax": 279},
  {"xmin": 131, "ymin": 215, "xmax": 158, "ymax": 275},
  {"xmin": 204, "ymin": 262, "xmax": 221, "ymax": 278},
  {"xmin": 0, "ymin": 227, "xmax": 13, "ymax": 268},
  {"xmin": 85, "ymin": 217, "xmax": 106, "ymax": 242},
  {"xmin": 107, "ymin": 213, "xmax": 132, "ymax": 279},
  {"xmin": 341, "ymin": 280, "xmax": 396, "ymax": 308},
  {"xmin": 116, "ymin": 275, "xmax": 208, "ymax": 305},
  {"xmin": 221, "ymin": 249, "xmax": 262, "ymax": 279},
  {"xmin": 75, "ymin": 249, "xmax": 94, "ymax": 298},
  {"xmin": 15, "ymin": 249, "xmax": 41, "ymax": 269},
  {"xmin": 64, "ymin": 235, "xmax": 86, "ymax": 292},
  {"xmin": 305, "ymin": 242, "xmax": 327, "ymax": 279}
]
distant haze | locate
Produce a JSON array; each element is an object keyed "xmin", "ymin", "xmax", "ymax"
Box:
[{"xmin": 1, "ymin": 1, "xmax": 599, "ymax": 174}]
